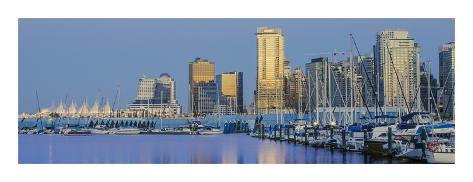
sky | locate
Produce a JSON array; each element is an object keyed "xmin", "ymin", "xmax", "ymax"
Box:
[{"xmin": 18, "ymin": 18, "xmax": 455, "ymax": 114}]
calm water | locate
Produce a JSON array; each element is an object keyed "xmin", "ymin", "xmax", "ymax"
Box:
[{"xmin": 18, "ymin": 134, "xmax": 412, "ymax": 164}]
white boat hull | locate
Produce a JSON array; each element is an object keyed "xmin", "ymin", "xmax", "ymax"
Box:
[
  {"xmin": 427, "ymin": 152, "xmax": 455, "ymax": 164},
  {"xmin": 111, "ymin": 129, "xmax": 141, "ymax": 135},
  {"xmin": 199, "ymin": 131, "xmax": 223, "ymax": 135}
]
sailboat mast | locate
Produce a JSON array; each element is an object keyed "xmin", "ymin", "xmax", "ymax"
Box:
[
  {"xmin": 322, "ymin": 59, "xmax": 326, "ymax": 126},
  {"xmin": 350, "ymin": 39, "xmax": 355, "ymax": 126},
  {"xmin": 315, "ymin": 65, "xmax": 319, "ymax": 124},
  {"xmin": 308, "ymin": 71, "xmax": 312, "ymax": 124},
  {"xmin": 427, "ymin": 61, "xmax": 431, "ymax": 113},
  {"xmin": 35, "ymin": 90, "xmax": 41, "ymax": 113},
  {"xmin": 328, "ymin": 51, "xmax": 333, "ymax": 124}
]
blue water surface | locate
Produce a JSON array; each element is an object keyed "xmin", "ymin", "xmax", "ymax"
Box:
[{"xmin": 19, "ymin": 134, "xmax": 410, "ymax": 164}]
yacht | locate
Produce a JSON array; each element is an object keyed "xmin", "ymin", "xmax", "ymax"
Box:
[
  {"xmin": 346, "ymin": 132, "xmax": 365, "ymax": 152},
  {"xmin": 110, "ymin": 128, "xmax": 141, "ymax": 135},
  {"xmin": 85, "ymin": 125, "xmax": 109, "ymax": 135},
  {"xmin": 426, "ymin": 122, "xmax": 455, "ymax": 163},
  {"xmin": 62, "ymin": 128, "xmax": 92, "ymax": 136},
  {"xmin": 199, "ymin": 127, "xmax": 223, "ymax": 135}
]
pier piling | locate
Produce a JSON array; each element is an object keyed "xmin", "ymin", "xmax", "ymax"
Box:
[
  {"xmin": 363, "ymin": 130, "xmax": 368, "ymax": 152},
  {"xmin": 304, "ymin": 126, "xmax": 308, "ymax": 145},
  {"xmin": 388, "ymin": 127, "xmax": 392, "ymax": 154}
]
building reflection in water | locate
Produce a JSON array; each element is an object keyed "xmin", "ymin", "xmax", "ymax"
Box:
[
  {"xmin": 222, "ymin": 144, "xmax": 237, "ymax": 164},
  {"xmin": 257, "ymin": 141, "xmax": 285, "ymax": 164}
]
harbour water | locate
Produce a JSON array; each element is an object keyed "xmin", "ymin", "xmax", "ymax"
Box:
[{"xmin": 19, "ymin": 134, "xmax": 417, "ymax": 164}]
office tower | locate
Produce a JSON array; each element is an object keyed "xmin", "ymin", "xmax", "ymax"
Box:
[
  {"xmin": 128, "ymin": 74, "xmax": 182, "ymax": 116},
  {"xmin": 332, "ymin": 62, "xmax": 350, "ymax": 107},
  {"xmin": 256, "ymin": 27, "xmax": 286, "ymax": 114},
  {"xmin": 330, "ymin": 58, "xmax": 363, "ymax": 108},
  {"xmin": 194, "ymin": 82, "xmax": 217, "ymax": 115},
  {"xmin": 155, "ymin": 73, "xmax": 177, "ymax": 104},
  {"xmin": 375, "ymin": 30, "xmax": 420, "ymax": 110},
  {"xmin": 216, "ymin": 72, "xmax": 244, "ymax": 114},
  {"xmin": 287, "ymin": 67, "xmax": 306, "ymax": 114},
  {"xmin": 419, "ymin": 62, "xmax": 439, "ymax": 113},
  {"xmin": 439, "ymin": 42, "xmax": 455, "ymax": 120},
  {"xmin": 305, "ymin": 57, "xmax": 332, "ymax": 108},
  {"xmin": 359, "ymin": 54, "xmax": 376, "ymax": 107},
  {"xmin": 189, "ymin": 58, "xmax": 216, "ymax": 115},
  {"xmin": 134, "ymin": 76, "xmax": 157, "ymax": 104}
]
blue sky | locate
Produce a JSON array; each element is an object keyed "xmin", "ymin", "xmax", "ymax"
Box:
[{"xmin": 19, "ymin": 18, "xmax": 454, "ymax": 113}]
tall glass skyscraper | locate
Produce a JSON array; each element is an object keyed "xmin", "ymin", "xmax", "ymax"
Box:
[
  {"xmin": 375, "ymin": 30, "xmax": 420, "ymax": 110},
  {"xmin": 189, "ymin": 58, "xmax": 216, "ymax": 115},
  {"xmin": 439, "ymin": 42, "xmax": 455, "ymax": 120},
  {"xmin": 256, "ymin": 27, "xmax": 286, "ymax": 114},
  {"xmin": 129, "ymin": 74, "xmax": 182, "ymax": 115},
  {"xmin": 216, "ymin": 72, "xmax": 244, "ymax": 114}
]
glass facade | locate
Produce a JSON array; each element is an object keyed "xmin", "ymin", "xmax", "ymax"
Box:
[
  {"xmin": 189, "ymin": 58, "xmax": 216, "ymax": 115},
  {"xmin": 256, "ymin": 27, "xmax": 286, "ymax": 113}
]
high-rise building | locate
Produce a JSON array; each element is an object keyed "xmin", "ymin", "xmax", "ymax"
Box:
[
  {"xmin": 128, "ymin": 74, "xmax": 182, "ymax": 116},
  {"xmin": 134, "ymin": 76, "xmax": 157, "ymax": 104},
  {"xmin": 286, "ymin": 67, "xmax": 306, "ymax": 113},
  {"xmin": 305, "ymin": 57, "xmax": 332, "ymax": 108},
  {"xmin": 419, "ymin": 62, "xmax": 439, "ymax": 113},
  {"xmin": 216, "ymin": 72, "xmax": 244, "ymax": 114},
  {"xmin": 195, "ymin": 82, "xmax": 217, "ymax": 115},
  {"xmin": 256, "ymin": 27, "xmax": 286, "ymax": 114},
  {"xmin": 359, "ymin": 54, "xmax": 377, "ymax": 107},
  {"xmin": 155, "ymin": 73, "xmax": 177, "ymax": 104},
  {"xmin": 189, "ymin": 58, "xmax": 216, "ymax": 115},
  {"xmin": 375, "ymin": 30, "xmax": 420, "ymax": 110},
  {"xmin": 439, "ymin": 42, "xmax": 455, "ymax": 120},
  {"xmin": 330, "ymin": 58, "xmax": 363, "ymax": 108}
]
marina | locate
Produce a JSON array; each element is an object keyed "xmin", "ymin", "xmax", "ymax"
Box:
[
  {"xmin": 17, "ymin": 19, "xmax": 455, "ymax": 166},
  {"xmin": 18, "ymin": 111, "xmax": 454, "ymax": 164}
]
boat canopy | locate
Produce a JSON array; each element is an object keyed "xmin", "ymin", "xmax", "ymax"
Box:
[{"xmin": 401, "ymin": 112, "xmax": 430, "ymax": 122}]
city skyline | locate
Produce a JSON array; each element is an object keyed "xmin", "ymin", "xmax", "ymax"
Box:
[{"xmin": 19, "ymin": 19, "xmax": 454, "ymax": 114}]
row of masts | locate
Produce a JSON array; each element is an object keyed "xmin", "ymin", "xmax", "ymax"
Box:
[{"xmin": 276, "ymin": 34, "xmax": 418, "ymax": 127}]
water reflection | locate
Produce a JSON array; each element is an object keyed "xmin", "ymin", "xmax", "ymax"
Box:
[
  {"xmin": 257, "ymin": 140, "xmax": 285, "ymax": 164},
  {"xmin": 19, "ymin": 134, "xmax": 411, "ymax": 164}
]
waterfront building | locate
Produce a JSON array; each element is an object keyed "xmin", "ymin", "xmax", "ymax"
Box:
[
  {"xmin": 216, "ymin": 72, "xmax": 244, "ymax": 114},
  {"xmin": 359, "ymin": 54, "xmax": 377, "ymax": 107},
  {"xmin": 194, "ymin": 81, "xmax": 217, "ymax": 115},
  {"xmin": 189, "ymin": 58, "xmax": 216, "ymax": 115},
  {"xmin": 439, "ymin": 42, "xmax": 455, "ymax": 120},
  {"xmin": 213, "ymin": 104, "xmax": 234, "ymax": 115},
  {"xmin": 128, "ymin": 73, "xmax": 182, "ymax": 116},
  {"xmin": 134, "ymin": 75, "xmax": 157, "ymax": 104},
  {"xmin": 375, "ymin": 30, "xmax": 420, "ymax": 110},
  {"xmin": 286, "ymin": 67, "xmax": 306, "ymax": 113},
  {"xmin": 305, "ymin": 57, "xmax": 333, "ymax": 108},
  {"xmin": 256, "ymin": 27, "xmax": 286, "ymax": 114},
  {"xmin": 155, "ymin": 73, "xmax": 178, "ymax": 104}
]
